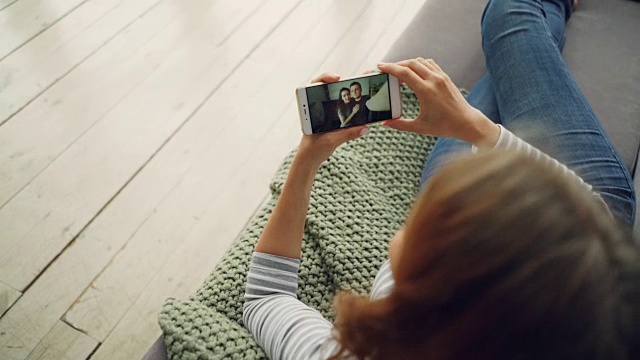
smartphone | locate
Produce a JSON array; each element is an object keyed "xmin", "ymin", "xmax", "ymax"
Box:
[{"xmin": 296, "ymin": 72, "xmax": 401, "ymax": 135}]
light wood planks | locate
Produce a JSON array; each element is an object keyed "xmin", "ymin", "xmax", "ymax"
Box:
[
  {"xmin": 0, "ymin": 0, "xmax": 161, "ymax": 125},
  {"xmin": 0, "ymin": 0, "xmax": 88, "ymax": 61},
  {"xmin": 0, "ymin": 0, "xmax": 426, "ymax": 358},
  {"xmin": 0, "ymin": 0, "xmax": 206, "ymax": 212},
  {"xmin": 24, "ymin": 321, "xmax": 98, "ymax": 360},
  {"xmin": 0, "ymin": 0, "xmax": 271, "ymax": 356},
  {"xmin": 0, "ymin": 0, "xmax": 265, "ymax": 292}
]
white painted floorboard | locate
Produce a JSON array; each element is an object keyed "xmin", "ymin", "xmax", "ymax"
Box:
[
  {"xmin": 0, "ymin": 0, "xmax": 159, "ymax": 125},
  {"xmin": 0, "ymin": 1, "xmax": 426, "ymax": 358}
]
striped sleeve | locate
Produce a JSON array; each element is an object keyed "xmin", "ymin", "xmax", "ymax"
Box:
[
  {"xmin": 370, "ymin": 260, "xmax": 395, "ymax": 299},
  {"xmin": 474, "ymin": 125, "xmax": 610, "ymax": 212},
  {"xmin": 243, "ymin": 252, "xmax": 341, "ymax": 360}
]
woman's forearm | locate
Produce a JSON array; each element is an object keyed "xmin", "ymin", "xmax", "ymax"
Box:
[
  {"xmin": 254, "ymin": 154, "xmax": 320, "ymax": 259},
  {"xmin": 465, "ymin": 108, "xmax": 501, "ymax": 149}
]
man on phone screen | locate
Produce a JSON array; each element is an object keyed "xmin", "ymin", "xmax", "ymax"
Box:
[{"xmin": 349, "ymin": 81, "xmax": 370, "ymax": 126}]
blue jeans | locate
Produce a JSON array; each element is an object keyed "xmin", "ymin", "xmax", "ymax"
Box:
[{"xmin": 420, "ymin": 0, "xmax": 636, "ymax": 227}]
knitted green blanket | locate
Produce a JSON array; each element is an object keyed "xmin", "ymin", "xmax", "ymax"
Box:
[{"xmin": 159, "ymin": 86, "xmax": 437, "ymax": 359}]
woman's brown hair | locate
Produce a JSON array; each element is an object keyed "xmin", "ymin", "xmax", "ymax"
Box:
[{"xmin": 329, "ymin": 150, "xmax": 639, "ymax": 359}]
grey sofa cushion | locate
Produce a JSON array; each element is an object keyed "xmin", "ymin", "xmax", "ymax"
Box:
[{"xmin": 382, "ymin": 0, "xmax": 640, "ymax": 174}]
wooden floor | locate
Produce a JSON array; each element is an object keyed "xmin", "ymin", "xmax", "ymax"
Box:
[{"xmin": 0, "ymin": 0, "xmax": 425, "ymax": 358}]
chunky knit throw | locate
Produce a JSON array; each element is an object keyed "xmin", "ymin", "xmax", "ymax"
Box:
[{"xmin": 159, "ymin": 85, "xmax": 437, "ymax": 359}]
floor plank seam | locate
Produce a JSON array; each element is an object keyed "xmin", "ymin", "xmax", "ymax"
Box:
[
  {"xmin": 85, "ymin": 340, "xmax": 102, "ymax": 360},
  {"xmin": 243, "ymin": 0, "xmax": 303, "ymax": 60},
  {"xmin": 216, "ymin": 0, "xmax": 267, "ymax": 47},
  {"xmin": 0, "ymin": 0, "xmax": 19, "ymax": 13},
  {"xmin": 61, "ymin": 317, "xmax": 96, "ymax": 340},
  {"xmin": 12, "ymin": 215, "xmax": 93, "ymax": 297}
]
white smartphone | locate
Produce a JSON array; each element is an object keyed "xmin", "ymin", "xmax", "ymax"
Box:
[{"xmin": 296, "ymin": 72, "xmax": 402, "ymax": 135}]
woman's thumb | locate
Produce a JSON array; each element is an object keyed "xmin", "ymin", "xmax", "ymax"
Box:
[
  {"xmin": 340, "ymin": 126, "xmax": 369, "ymax": 143},
  {"xmin": 354, "ymin": 126, "xmax": 370, "ymax": 139}
]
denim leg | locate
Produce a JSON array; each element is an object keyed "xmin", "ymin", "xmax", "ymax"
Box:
[
  {"xmin": 420, "ymin": 0, "xmax": 570, "ymax": 190},
  {"xmin": 480, "ymin": 0, "xmax": 635, "ymax": 225},
  {"xmin": 540, "ymin": 0, "xmax": 569, "ymax": 49}
]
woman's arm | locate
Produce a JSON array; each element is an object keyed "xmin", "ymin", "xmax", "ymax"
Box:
[
  {"xmin": 254, "ymin": 117, "xmax": 369, "ymax": 258},
  {"xmin": 254, "ymin": 152, "xmax": 320, "ymax": 258},
  {"xmin": 245, "ymin": 126, "xmax": 369, "ymax": 359},
  {"xmin": 244, "ymin": 73, "xmax": 370, "ymax": 359}
]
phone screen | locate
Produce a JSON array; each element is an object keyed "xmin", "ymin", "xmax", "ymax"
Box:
[{"xmin": 305, "ymin": 73, "xmax": 392, "ymax": 133}]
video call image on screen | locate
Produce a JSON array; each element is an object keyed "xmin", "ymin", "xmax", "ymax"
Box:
[{"xmin": 305, "ymin": 73, "xmax": 392, "ymax": 133}]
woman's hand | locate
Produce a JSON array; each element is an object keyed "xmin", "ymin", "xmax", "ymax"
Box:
[
  {"xmin": 297, "ymin": 73, "xmax": 369, "ymax": 166},
  {"xmin": 378, "ymin": 58, "xmax": 499, "ymax": 148}
]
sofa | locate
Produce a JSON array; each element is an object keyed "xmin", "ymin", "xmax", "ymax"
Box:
[{"xmin": 382, "ymin": 0, "xmax": 640, "ymax": 233}]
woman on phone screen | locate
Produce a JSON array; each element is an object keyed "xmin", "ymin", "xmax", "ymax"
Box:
[
  {"xmin": 243, "ymin": 0, "xmax": 639, "ymax": 359},
  {"xmin": 336, "ymin": 87, "xmax": 359, "ymax": 128}
]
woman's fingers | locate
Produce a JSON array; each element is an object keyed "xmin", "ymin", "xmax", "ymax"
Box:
[
  {"xmin": 427, "ymin": 58, "xmax": 445, "ymax": 73},
  {"xmin": 416, "ymin": 57, "xmax": 438, "ymax": 73},
  {"xmin": 394, "ymin": 58, "xmax": 433, "ymax": 80},
  {"xmin": 379, "ymin": 58, "xmax": 445, "ymax": 93},
  {"xmin": 416, "ymin": 58, "xmax": 450, "ymax": 85},
  {"xmin": 422, "ymin": 58, "xmax": 448, "ymax": 83},
  {"xmin": 350, "ymin": 126, "xmax": 370, "ymax": 139},
  {"xmin": 310, "ymin": 72, "xmax": 340, "ymax": 84},
  {"xmin": 320, "ymin": 126, "xmax": 369, "ymax": 147},
  {"xmin": 377, "ymin": 62, "xmax": 424, "ymax": 90}
]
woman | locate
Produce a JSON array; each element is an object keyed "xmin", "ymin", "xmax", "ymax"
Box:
[
  {"xmin": 336, "ymin": 87, "xmax": 360, "ymax": 128},
  {"xmin": 243, "ymin": 0, "xmax": 639, "ymax": 359}
]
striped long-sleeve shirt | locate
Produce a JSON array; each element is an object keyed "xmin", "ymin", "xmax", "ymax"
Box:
[
  {"xmin": 481, "ymin": 125, "xmax": 608, "ymax": 210},
  {"xmin": 243, "ymin": 126, "xmax": 606, "ymax": 360},
  {"xmin": 243, "ymin": 253, "xmax": 395, "ymax": 359}
]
